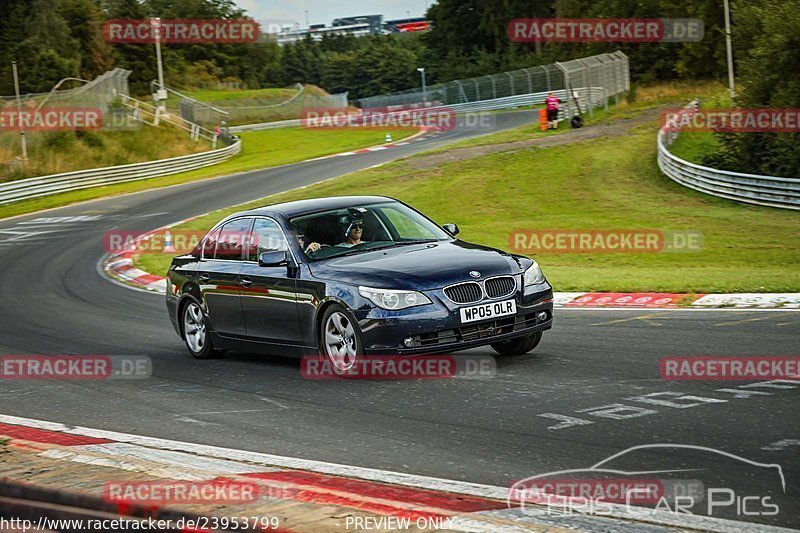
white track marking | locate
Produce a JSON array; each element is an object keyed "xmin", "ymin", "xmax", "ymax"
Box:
[{"xmin": 762, "ymin": 439, "xmax": 800, "ymax": 451}]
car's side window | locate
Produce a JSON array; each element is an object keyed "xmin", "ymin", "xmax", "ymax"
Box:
[
  {"xmin": 247, "ymin": 218, "xmax": 288, "ymax": 262},
  {"xmin": 201, "ymin": 227, "xmax": 221, "ymax": 259},
  {"xmin": 214, "ymin": 218, "xmax": 252, "ymax": 261}
]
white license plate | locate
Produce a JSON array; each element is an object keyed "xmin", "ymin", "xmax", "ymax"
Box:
[{"xmin": 459, "ymin": 299, "xmax": 517, "ymax": 323}]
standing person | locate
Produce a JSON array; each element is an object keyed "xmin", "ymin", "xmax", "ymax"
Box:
[{"xmin": 545, "ymin": 92, "xmax": 561, "ymax": 130}]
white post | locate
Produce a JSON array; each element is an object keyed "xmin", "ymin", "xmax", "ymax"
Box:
[
  {"xmin": 723, "ymin": 0, "xmax": 735, "ymax": 98},
  {"xmin": 417, "ymin": 67, "xmax": 427, "ymax": 105},
  {"xmin": 12, "ymin": 61, "xmax": 28, "ymax": 162},
  {"xmin": 153, "ymin": 17, "xmax": 167, "ymax": 111}
]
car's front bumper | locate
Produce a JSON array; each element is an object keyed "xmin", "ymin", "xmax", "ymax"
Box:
[{"xmin": 355, "ymin": 283, "xmax": 554, "ymax": 355}]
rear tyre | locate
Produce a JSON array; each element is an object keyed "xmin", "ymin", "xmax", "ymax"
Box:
[
  {"xmin": 319, "ymin": 304, "xmax": 364, "ymax": 375},
  {"xmin": 182, "ymin": 300, "xmax": 224, "ymax": 360},
  {"xmin": 491, "ymin": 332, "xmax": 543, "ymax": 356}
]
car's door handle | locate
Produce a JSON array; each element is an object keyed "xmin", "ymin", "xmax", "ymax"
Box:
[
  {"xmin": 240, "ymin": 277, "xmax": 253, "ymax": 287},
  {"xmin": 199, "ymin": 273, "xmax": 211, "ymax": 282}
]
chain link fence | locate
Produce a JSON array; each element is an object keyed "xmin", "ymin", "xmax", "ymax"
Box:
[
  {"xmin": 1, "ymin": 69, "xmax": 134, "ymax": 176},
  {"xmin": 355, "ymin": 52, "xmax": 629, "ymax": 118},
  {"xmin": 0, "ymin": 69, "xmax": 222, "ymax": 180},
  {"xmin": 555, "ymin": 52, "xmax": 629, "ymax": 118},
  {"xmin": 176, "ymin": 84, "xmax": 349, "ymax": 128}
]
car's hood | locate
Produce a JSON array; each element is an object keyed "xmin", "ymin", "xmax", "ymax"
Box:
[{"xmin": 307, "ymin": 240, "xmax": 529, "ymax": 290}]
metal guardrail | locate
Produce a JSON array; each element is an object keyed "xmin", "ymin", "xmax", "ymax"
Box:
[
  {"xmin": 120, "ymin": 94, "xmax": 217, "ymax": 142},
  {"xmin": 229, "ymin": 118, "xmax": 301, "ymax": 132},
  {"xmin": 229, "ymin": 88, "xmax": 602, "ymax": 133},
  {"xmin": 657, "ymin": 101, "xmax": 800, "ymax": 210},
  {"xmin": 421, "ymin": 88, "xmax": 602, "ymax": 115},
  {"xmin": 0, "ymin": 137, "xmax": 241, "ymax": 205}
]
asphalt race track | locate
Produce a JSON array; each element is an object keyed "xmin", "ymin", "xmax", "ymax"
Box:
[{"xmin": 0, "ymin": 110, "xmax": 797, "ymax": 529}]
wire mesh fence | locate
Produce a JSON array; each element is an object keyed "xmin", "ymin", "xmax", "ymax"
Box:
[
  {"xmin": 555, "ymin": 52, "xmax": 629, "ymax": 118},
  {"xmin": 1, "ymin": 69, "xmax": 134, "ymax": 176},
  {"xmin": 175, "ymin": 84, "xmax": 350, "ymax": 128},
  {"xmin": 0, "ymin": 69, "xmax": 221, "ymax": 180},
  {"xmin": 354, "ymin": 52, "xmax": 629, "ymax": 117}
]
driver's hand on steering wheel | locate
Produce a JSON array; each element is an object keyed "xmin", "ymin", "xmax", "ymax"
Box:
[{"xmin": 306, "ymin": 242, "xmax": 323, "ymax": 253}]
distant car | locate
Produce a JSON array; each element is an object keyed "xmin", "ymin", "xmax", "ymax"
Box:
[{"xmin": 166, "ymin": 196, "xmax": 553, "ymax": 372}]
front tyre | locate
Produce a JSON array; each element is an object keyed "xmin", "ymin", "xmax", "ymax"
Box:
[
  {"xmin": 182, "ymin": 300, "xmax": 224, "ymax": 359},
  {"xmin": 320, "ymin": 304, "xmax": 364, "ymax": 374},
  {"xmin": 491, "ymin": 332, "xmax": 543, "ymax": 356}
]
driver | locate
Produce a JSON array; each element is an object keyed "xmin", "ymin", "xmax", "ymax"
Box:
[
  {"xmin": 305, "ymin": 216, "xmax": 367, "ymax": 253},
  {"xmin": 338, "ymin": 218, "xmax": 366, "ymax": 248}
]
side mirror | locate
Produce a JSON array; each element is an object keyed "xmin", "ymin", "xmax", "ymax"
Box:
[
  {"xmin": 442, "ymin": 223, "xmax": 460, "ymax": 236},
  {"xmin": 258, "ymin": 250, "xmax": 288, "ymax": 267}
]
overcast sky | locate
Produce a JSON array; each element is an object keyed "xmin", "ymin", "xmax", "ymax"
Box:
[{"xmin": 236, "ymin": 0, "xmax": 433, "ymax": 28}]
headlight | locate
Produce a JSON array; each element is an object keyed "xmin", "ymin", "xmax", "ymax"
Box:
[
  {"xmin": 523, "ymin": 261, "xmax": 545, "ymax": 286},
  {"xmin": 358, "ymin": 286, "xmax": 432, "ymax": 310}
]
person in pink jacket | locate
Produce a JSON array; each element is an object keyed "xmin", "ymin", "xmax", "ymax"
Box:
[{"xmin": 545, "ymin": 92, "xmax": 561, "ymax": 130}]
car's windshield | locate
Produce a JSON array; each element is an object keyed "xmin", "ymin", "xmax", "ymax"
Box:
[{"xmin": 289, "ymin": 201, "xmax": 451, "ymax": 261}]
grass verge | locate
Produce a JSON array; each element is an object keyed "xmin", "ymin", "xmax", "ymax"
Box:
[
  {"xmin": 137, "ymin": 83, "xmax": 798, "ymax": 293},
  {"xmin": 0, "ymin": 126, "xmax": 207, "ymax": 182},
  {"xmin": 669, "ymin": 132, "xmax": 720, "ymax": 164},
  {"xmin": 0, "ymin": 126, "xmax": 416, "ymax": 220},
  {"xmin": 660, "ymin": 86, "xmax": 731, "ymax": 164}
]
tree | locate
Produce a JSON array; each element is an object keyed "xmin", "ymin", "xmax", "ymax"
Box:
[
  {"xmin": 14, "ymin": 0, "xmax": 80, "ymax": 92},
  {"xmin": 705, "ymin": 0, "xmax": 800, "ymax": 177},
  {"xmin": 0, "ymin": 0, "xmax": 31, "ymax": 94},
  {"xmin": 103, "ymin": 0, "xmax": 156, "ymax": 94},
  {"xmin": 58, "ymin": 0, "xmax": 115, "ymax": 79}
]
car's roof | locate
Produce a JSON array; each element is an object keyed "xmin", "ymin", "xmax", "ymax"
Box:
[{"xmin": 237, "ymin": 196, "xmax": 396, "ymax": 218}]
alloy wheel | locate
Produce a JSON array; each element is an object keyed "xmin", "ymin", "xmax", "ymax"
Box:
[
  {"xmin": 183, "ymin": 302, "xmax": 206, "ymax": 354},
  {"xmin": 324, "ymin": 311, "xmax": 358, "ymax": 372}
]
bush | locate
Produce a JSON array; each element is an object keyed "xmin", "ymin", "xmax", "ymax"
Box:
[
  {"xmin": 43, "ymin": 131, "xmax": 75, "ymax": 151},
  {"xmin": 76, "ymin": 130, "xmax": 104, "ymax": 148}
]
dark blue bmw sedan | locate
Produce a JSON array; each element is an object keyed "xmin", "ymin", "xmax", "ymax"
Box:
[{"xmin": 166, "ymin": 196, "xmax": 553, "ymax": 372}]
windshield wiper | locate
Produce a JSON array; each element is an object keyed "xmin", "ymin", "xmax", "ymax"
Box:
[
  {"xmin": 333, "ymin": 240, "xmax": 439, "ymax": 258},
  {"xmin": 335, "ymin": 243, "xmax": 398, "ymax": 257}
]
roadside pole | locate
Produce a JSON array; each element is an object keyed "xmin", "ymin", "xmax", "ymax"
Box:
[
  {"xmin": 12, "ymin": 61, "xmax": 28, "ymax": 162},
  {"xmin": 153, "ymin": 17, "xmax": 167, "ymax": 112},
  {"xmin": 723, "ymin": 0, "xmax": 735, "ymax": 98}
]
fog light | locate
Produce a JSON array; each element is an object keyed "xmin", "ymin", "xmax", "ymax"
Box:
[
  {"xmin": 536, "ymin": 311, "xmax": 549, "ymax": 322},
  {"xmin": 403, "ymin": 337, "xmax": 414, "ymax": 348}
]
